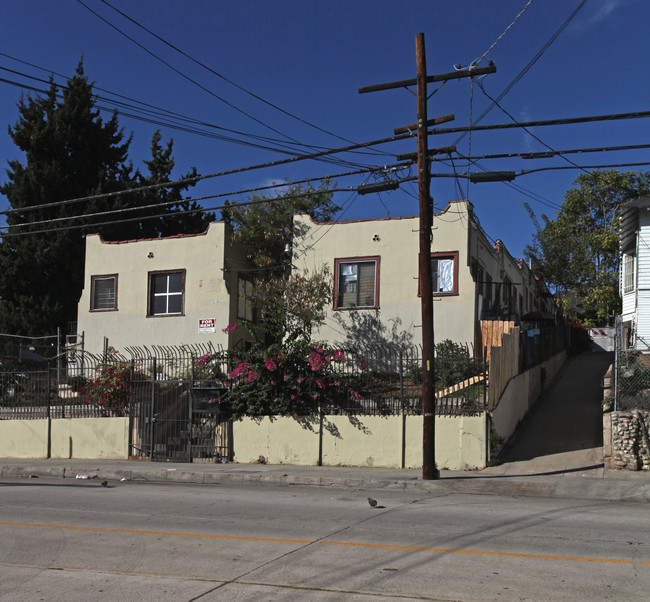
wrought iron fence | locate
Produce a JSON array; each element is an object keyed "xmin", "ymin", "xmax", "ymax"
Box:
[
  {"xmin": 0, "ymin": 341, "xmax": 487, "ymax": 460},
  {"xmin": 309, "ymin": 343, "xmax": 487, "ymax": 416},
  {"xmin": 0, "ymin": 342, "xmax": 487, "ymax": 418}
]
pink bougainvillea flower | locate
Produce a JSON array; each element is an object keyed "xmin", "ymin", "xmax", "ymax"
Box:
[
  {"xmin": 332, "ymin": 349, "xmax": 346, "ymax": 362},
  {"xmin": 264, "ymin": 357, "xmax": 277, "ymax": 372},
  {"xmin": 246, "ymin": 370, "xmax": 259, "ymax": 383},
  {"xmin": 229, "ymin": 361, "xmax": 250, "ymax": 379},
  {"xmin": 222, "ymin": 322, "xmax": 237, "ymax": 334}
]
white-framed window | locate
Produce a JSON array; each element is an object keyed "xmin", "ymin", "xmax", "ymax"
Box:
[
  {"xmin": 90, "ymin": 274, "xmax": 117, "ymax": 311},
  {"xmin": 148, "ymin": 270, "xmax": 185, "ymax": 316},
  {"xmin": 623, "ymin": 254, "xmax": 635, "ymax": 294},
  {"xmin": 334, "ymin": 257, "xmax": 379, "ymax": 309},
  {"xmin": 237, "ymin": 277, "xmax": 255, "ymax": 321}
]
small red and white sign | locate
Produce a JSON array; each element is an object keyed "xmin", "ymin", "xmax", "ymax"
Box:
[{"xmin": 198, "ymin": 318, "xmax": 216, "ymax": 333}]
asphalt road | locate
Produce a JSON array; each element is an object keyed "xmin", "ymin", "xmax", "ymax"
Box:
[{"xmin": 1, "ymin": 478, "xmax": 649, "ymax": 601}]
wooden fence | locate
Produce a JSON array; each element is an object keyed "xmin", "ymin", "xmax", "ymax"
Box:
[
  {"xmin": 480, "ymin": 321, "xmax": 520, "ymax": 411},
  {"xmin": 480, "ymin": 320, "xmax": 515, "ymax": 363}
]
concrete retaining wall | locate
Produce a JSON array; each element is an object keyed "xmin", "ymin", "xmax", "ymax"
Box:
[
  {"xmin": 0, "ymin": 418, "xmax": 130, "ymax": 459},
  {"xmin": 232, "ymin": 414, "xmax": 487, "ymax": 470},
  {"xmin": 490, "ymin": 351, "xmax": 567, "ymax": 442}
]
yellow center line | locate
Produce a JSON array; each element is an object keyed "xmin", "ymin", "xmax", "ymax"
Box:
[
  {"xmin": 0, "ymin": 521, "xmax": 310, "ymax": 544},
  {"xmin": 321, "ymin": 540, "xmax": 632, "ymax": 564},
  {"xmin": 0, "ymin": 521, "xmax": 641, "ymax": 566}
]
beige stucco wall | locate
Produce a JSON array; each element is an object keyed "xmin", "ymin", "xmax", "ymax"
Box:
[
  {"xmin": 77, "ymin": 222, "xmax": 249, "ymax": 355},
  {"xmin": 50, "ymin": 417, "xmax": 129, "ymax": 459},
  {"xmin": 0, "ymin": 417, "xmax": 129, "ymax": 459},
  {"xmin": 232, "ymin": 413, "xmax": 487, "ymax": 470},
  {"xmin": 292, "ymin": 202, "xmax": 477, "ymax": 347},
  {"xmin": 0, "ymin": 420, "xmax": 49, "ymax": 458}
]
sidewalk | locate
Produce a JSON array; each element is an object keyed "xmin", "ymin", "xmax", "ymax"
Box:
[
  {"xmin": 5, "ymin": 353, "xmax": 648, "ymax": 503},
  {"xmin": 2, "ymin": 453, "xmax": 649, "ymax": 503}
]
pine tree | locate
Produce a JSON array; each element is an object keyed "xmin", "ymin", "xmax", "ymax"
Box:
[
  {"xmin": 0, "ymin": 61, "xmax": 211, "ymax": 336},
  {"xmin": 129, "ymin": 130, "xmax": 212, "ymax": 240}
]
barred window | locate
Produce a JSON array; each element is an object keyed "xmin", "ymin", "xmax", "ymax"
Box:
[
  {"xmin": 91, "ymin": 275, "xmax": 117, "ymax": 311},
  {"xmin": 334, "ymin": 257, "xmax": 379, "ymax": 309}
]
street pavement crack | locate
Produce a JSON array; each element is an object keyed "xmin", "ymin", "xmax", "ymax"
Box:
[{"xmin": 186, "ymin": 496, "xmax": 431, "ymax": 601}]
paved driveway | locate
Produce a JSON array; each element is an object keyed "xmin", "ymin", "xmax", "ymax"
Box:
[{"xmin": 496, "ymin": 352, "xmax": 613, "ymax": 472}]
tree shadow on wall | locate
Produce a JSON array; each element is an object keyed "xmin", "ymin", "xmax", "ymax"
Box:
[
  {"xmin": 333, "ymin": 310, "xmax": 415, "ymax": 352},
  {"xmin": 293, "ymin": 414, "xmax": 372, "ymax": 439}
]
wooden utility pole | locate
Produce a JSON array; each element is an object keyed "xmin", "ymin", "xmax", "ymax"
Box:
[
  {"xmin": 359, "ymin": 34, "xmax": 495, "ymax": 481},
  {"xmin": 415, "ymin": 33, "xmax": 437, "ymax": 480}
]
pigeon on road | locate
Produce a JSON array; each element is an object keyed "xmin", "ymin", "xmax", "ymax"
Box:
[
  {"xmin": 101, "ymin": 480, "xmax": 108, "ymax": 488},
  {"xmin": 368, "ymin": 497, "xmax": 377, "ymax": 508}
]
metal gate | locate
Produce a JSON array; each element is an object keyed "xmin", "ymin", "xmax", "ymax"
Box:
[
  {"xmin": 190, "ymin": 386, "xmax": 229, "ymax": 463},
  {"xmin": 131, "ymin": 378, "xmax": 229, "ymax": 463}
]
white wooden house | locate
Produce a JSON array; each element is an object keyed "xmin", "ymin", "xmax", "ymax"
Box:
[{"xmin": 619, "ymin": 195, "xmax": 650, "ymax": 350}]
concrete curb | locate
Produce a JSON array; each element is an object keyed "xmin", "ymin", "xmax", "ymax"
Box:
[{"xmin": 3, "ymin": 462, "xmax": 650, "ymax": 503}]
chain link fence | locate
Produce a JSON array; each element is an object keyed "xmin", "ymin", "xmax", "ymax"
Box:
[{"xmin": 615, "ymin": 317, "xmax": 650, "ymax": 411}]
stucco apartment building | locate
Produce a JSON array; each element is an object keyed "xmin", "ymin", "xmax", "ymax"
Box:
[
  {"xmin": 76, "ymin": 201, "xmax": 553, "ymax": 356},
  {"xmin": 291, "ymin": 200, "xmax": 554, "ymax": 352},
  {"xmin": 76, "ymin": 221, "xmax": 251, "ymax": 356}
]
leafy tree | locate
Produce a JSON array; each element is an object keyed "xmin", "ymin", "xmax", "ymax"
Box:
[
  {"xmin": 222, "ymin": 182, "xmax": 339, "ymax": 274},
  {"xmin": 525, "ymin": 170, "xmax": 650, "ymax": 324},
  {"xmin": 205, "ymin": 183, "xmax": 343, "ymax": 417},
  {"xmin": 199, "ymin": 268, "xmax": 360, "ymax": 418},
  {"xmin": 0, "ymin": 61, "xmax": 210, "ymax": 336}
]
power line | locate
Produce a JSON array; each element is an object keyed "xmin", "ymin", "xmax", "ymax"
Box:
[
  {"xmin": 0, "ymin": 186, "xmax": 358, "ymax": 238},
  {"xmin": 74, "ymin": 0, "xmax": 322, "ymax": 153},
  {"xmin": 474, "ymin": 78, "xmax": 590, "ymax": 175},
  {"xmin": 447, "ymin": 143, "xmax": 650, "ymax": 162},
  {"xmin": 0, "ymin": 55, "xmax": 386, "ymax": 166},
  {"xmin": 2, "ymin": 165, "xmax": 398, "ymax": 228},
  {"xmin": 518, "ymin": 162, "xmax": 650, "ymax": 176},
  {"xmin": 0, "ymin": 66, "xmax": 345, "ymax": 162},
  {"xmin": 75, "ymin": 0, "xmax": 387, "ymax": 172},
  {"xmin": 97, "ymin": 0, "xmax": 391, "ymax": 158},
  {"xmin": 434, "ymin": 110, "xmax": 650, "ymax": 135},
  {"xmin": 473, "ymin": 0, "xmax": 535, "ymax": 67},
  {"xmin": 1, "ymin": 132, "xmax": 413, "ymax": 216},
  {"xmin": 456, "ymin": 0, "xmax": 588, "ymax": 143}
]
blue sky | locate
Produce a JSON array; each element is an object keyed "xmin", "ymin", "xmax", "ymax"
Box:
[{"xmin": 1, "ymin": 0, "xmax": 649, "ymax": 259}]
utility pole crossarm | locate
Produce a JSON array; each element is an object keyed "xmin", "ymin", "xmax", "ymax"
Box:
[
  {"xmin": 394, "ymin": 113, "xmax": 455, "ymax": 135},
  {"xmin": 358, "ymin": 63, "xmax": 496, "ymax": 94}
]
